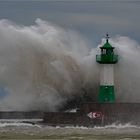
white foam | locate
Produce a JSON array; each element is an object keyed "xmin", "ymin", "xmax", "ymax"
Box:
[
  {"xmin": 65, "ymin": 108, "xmax": 77, "ymax": 112},
  {"xmin": 94, "ymin": 123, "xmax": 140, "ymax": 129},
  {"xmin": 42, "ymin": 123, "xmax": 140, "ymax": 130},
  {"xmin": 0, "ymin": 119, "xmax": 42, "ymax": 127}
]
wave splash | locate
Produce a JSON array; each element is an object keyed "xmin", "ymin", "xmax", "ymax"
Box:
[
  {"xmin": 0, "ymin": 18, "xmax": 94, "ymax": 111},
  {"xmin": 0, "ymin": 19, "xmax": 140, "ymax": 111}
]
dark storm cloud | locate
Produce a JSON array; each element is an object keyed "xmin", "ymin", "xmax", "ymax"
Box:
[{"xmin": 0, "ymin": 1, "xmax": 139, "ymax": 42}]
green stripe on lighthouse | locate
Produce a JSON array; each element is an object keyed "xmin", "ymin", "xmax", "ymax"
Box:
[{"xmin": 99, "ymin": 85, "xmax": 115, "ymax": 103}]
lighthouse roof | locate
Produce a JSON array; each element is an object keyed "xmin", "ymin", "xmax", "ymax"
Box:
[
  {"xmin": 100, "ymin": 33, "xmax": 114, "ymax": 49},
  {"xmin": 100, "ymin": 42, "xmax": 114, "ymax": 49}
]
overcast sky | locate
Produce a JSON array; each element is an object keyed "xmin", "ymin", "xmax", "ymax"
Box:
[{"xmin": 0, "ymin": 0, "xmax": 139, "ymax": 45}]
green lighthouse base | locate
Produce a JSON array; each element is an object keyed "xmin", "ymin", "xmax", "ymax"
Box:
[{"xmin": 98, "ymin": 85, "xmax": 115, "ymax": 103}]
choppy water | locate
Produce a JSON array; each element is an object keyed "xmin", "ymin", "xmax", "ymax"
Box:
[{"xmin": 0, "ymin": 119, "xmax": 139, "ymax": 139}]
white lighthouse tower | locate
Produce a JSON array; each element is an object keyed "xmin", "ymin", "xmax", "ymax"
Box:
[{"xmin": 96, "ymin": 34, "xmax": 118, "ymax": 103}]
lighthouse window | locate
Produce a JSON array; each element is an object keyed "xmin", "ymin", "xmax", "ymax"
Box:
[
  {"xmin": 102, "ymin": 49, "xmax": 106, "ymax": 54},
  {"xmin": 106, "ymin": 49, "xmax": 113, "ymax": 55},
  {"xmin": 101, "ymin": 49, "xmax": 103, "ymax": 54}
]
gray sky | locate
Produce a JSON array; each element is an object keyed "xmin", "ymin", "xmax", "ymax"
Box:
[{"xmin": 0, "ymin": 0, "xmax": 140, "ymax": 45}]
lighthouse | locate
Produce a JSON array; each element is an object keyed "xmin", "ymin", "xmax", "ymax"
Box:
[{"xmin": 96, "ymin": 34, "xmax": 118, "ymax": 103}]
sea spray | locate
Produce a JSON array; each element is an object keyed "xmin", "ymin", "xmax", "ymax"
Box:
[
  {"xmin": 0, "ymin": 18, "xmax": 96, "ymax": 111},
  {"xmin": 111, "ymin": 36, "xmax": 140, "ymax": 102},
  {"xmin": 0, "ymin": 19, "xmax": 140, "ymax": 111}
]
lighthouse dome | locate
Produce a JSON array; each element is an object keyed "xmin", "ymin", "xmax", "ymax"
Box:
[{"xmin": 100, "ymin": 41, "xmax": 114, "ymax": 49}]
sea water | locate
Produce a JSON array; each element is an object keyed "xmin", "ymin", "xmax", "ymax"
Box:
[{"xmin": 0, "ymin": 120, "xmax": 139, "ymax": 140}]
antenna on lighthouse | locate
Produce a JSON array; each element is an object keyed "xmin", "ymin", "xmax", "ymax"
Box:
[{"xmin": 105, "ymin": 32, "xmax": 110, "ymax": 43}]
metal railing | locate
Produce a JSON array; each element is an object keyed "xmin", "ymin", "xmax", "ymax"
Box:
[{"xmin": 96, "ymin": 54, "xmax": 118, "ymax": 63}]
